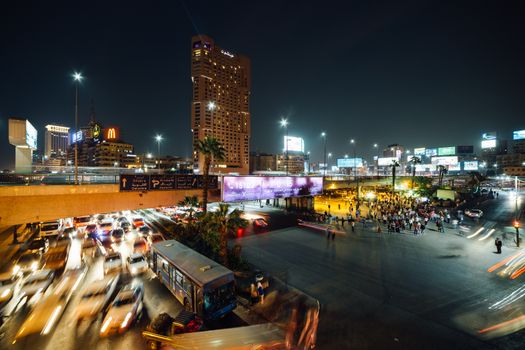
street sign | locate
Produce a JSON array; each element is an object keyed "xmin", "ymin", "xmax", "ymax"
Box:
[{"xmin": 119, "ymin": 174, "xmax": 218, "ymax": 192}]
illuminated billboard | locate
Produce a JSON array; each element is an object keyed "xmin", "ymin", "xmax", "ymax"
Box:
[
  {"xmin": 413, "ymin": 148, "xmax": 425, "ymax": 156},
  {"xmin": 104, "ymin": 127, "xmax": 120, "ymax": 141},
  {"xmin": 25, "ymin": 121, "xmax": 37, "ymax": 150},
  {"xmin": 71, "ymin": 130, "xmax": 83, "ymax": 143},
  {"xmin": 482, "ymin": 132, "xmax": 497, "ymax": 140},
  {"xmin": 337, "ymin": 158, "xmax": 363, "ymax": 168},
  {"xmin": 222, "ymin": 176, "xmax": 323, "ymax": 202},
  {"xmin": 378, "ymin": 157, "xmax": 398, "ymax": 166},
  {"xmin": 463, "ymin": 161, "xmax": 479, "ymax": 171},
  {"xmin": 425, "ymin": 148, "xmax": 438, "ymax": 157},
  {"xmin": 284, "ymin": 136, "xmax": 304, "ymax": 153},
  {"xmin": 513, "ymin": 130, "xmax": 525, "ymax": 140},
  {"xmin": 481, "ymin": 139, "xmax": 496, "ymax": 149},
  {"xmin": 431, "ymin": 156, "xmax": 458, "ymax": 166},
  {"xmin": 438, "ymin": 147, "xmax": 455, "ymax": 156},
  {"xmin": 93, "ymin": 123, "xmax": 102, "ymax": 143},
  {"xmin": 448, "ymin": 163, "xmax": 461, "ymax": 171},
  {"xmin": 415, "ymin": 164, "xmax": 431, "ymax": 172},
  {"xmin": 8, "ymin": 118, "xmax": 37, "ymax": 150}
]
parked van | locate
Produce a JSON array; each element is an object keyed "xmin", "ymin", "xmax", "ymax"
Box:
[{"xmin": 40, "ymin": 221, "xmax": 62, "ymax": 237}]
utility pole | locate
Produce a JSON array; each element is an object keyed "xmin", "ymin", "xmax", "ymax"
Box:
[{"xmin": 516, "ymin": 176, "xmax": 520, "ymax": 247}]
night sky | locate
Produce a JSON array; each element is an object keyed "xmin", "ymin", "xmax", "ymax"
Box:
[{"xmin": 1, "ymin": 0, "xmax": 524, "ymax": 169}]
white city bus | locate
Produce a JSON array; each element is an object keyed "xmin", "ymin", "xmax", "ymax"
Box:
[{"xmin": 150, "ymin": 240, "xmax": 236, "ymax": 320}]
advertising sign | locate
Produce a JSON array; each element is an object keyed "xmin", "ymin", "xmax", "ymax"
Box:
[
  {"xmin": 25, "ymin": 120, "xmax": 37, "ymax": 150},
  {"xmin": 222, "ymin": 176, "xmax": 323, "ymax": 202},
  {"xmin": 448, "ymin": 163, "xmax": 461, "ymax": 171},
  {"xmin": 463, "ymin": 161, "xmax": 479, "ymax": 171},
  {"xmin": 513, "ymin": 130, "xmax": 525, "ymax": 140},
  {"xmin": 482, "ymin": 132, "xmax": 497, "ymax": 140},
  {"xmin": 425, "ymin": 148, "xmax": 438, "ymax": 157},
  {"xmin": 120, "ymin": 175, "xmax": 218, "ymax": 191},
  {"xmin": 456, "ymin": 145, "xmax": 474, "ymax": 154},
  {"xmin": 337, "ymin": 158, "xmax": 363, "ymax": 168},
  {"xmin": 71, "ymin": 130, "xmax": 84, "ymax": 143},
  {"xmin": 93, "ymin": 123, "xmax": 102, "ymax": 143},
  {"xmin": 413, "ymin": 148, "xmax": 426, "ymax": 156},
  {"xmin": 431, "ymin": 156, "xmax": 459, "ymax": 166},
  {"xmin": 283, "ymin": 136, "xmax": 304, "ymax": 153},
  {"xmin": 104, "ymin": 127, "xmax": 120, "ymax": 141},
  {"xmin": 415, "ymin": 164, "xmax": 430, "ymax": 172},
  {"xmin": 438, "ymin": 147, "xmax": 455, "ymax": 156},
  {"xmin": 378, "ymin": 157, "xmax": 398, "ymax": 166},
  {"xmin": 481, "ymin": 139, "xmax": 496, "ymax": 149}
]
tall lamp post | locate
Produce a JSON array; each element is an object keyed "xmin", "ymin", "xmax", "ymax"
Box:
[
  {"xmin": 373, "ymin": 143, "xmax": 379, "ymax": 177},
  {"xmin": 321, "ymin": 132, "xmax": 327, "ymax": 177},
  {"xmin": 351, "ymin": 139, "xmax": 359, "ymax": 200},
  {"xmin": 155, "ymin": 134, "xmax": 163, "ymax": 170},
  {"xmin": 72, "ymin": 72, "xmax": 83, "ymax": 185},
  {"xmin": 280, "ymin": 118, "xmax": 289, "ymax": 175},
  {"xmin": 515, "ymin": 176, "xmax": 520, "ymax": 247}
]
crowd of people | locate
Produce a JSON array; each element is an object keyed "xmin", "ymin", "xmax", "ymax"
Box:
[{"xmin": 315, "ymin": 191, "xmax": 458, "ymax": 236}]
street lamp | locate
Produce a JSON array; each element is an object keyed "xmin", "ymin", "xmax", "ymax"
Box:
[
  {"xmin": 351, "ymin": 139, "xmax": 359, "ymax": 200},
  {"xmin": 72, "ymin": 71, "xmax": 83, "ymax": 185},
  {"xmin": 280, "ymin": 118, "xmax": 289, "ymax": 176},
  {"xmin": 155, "ymin": 134, "xmax": 163, "ymax": 169},
  {"xmin": 321, "ymin": 132, "xmax": 327, "ymax": 177},
  {"xmin": 373, "ymin": 143, "xmax": 379, "ymax": 177}
]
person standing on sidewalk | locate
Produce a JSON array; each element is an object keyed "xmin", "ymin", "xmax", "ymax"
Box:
[
  {"xmin": 351, "ymin": 220, "xmax": 355, "ymax": 232},
  {"xmin": 495, "ymin": 238, "xmax": 502, "ymax": 254}
]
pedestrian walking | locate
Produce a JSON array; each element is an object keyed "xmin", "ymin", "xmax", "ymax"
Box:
[
  {"xmin": 495, "ymin": 238, "xmax": 502, "ymax": 254},
  {"xmin": 351, "ymin": 220, "xmax": 355, "ymax": 232}
]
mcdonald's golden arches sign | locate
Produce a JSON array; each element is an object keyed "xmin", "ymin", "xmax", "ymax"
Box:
[{"xmin": 104, "ymin": 127, "xmax": 120, "ymax": 141}]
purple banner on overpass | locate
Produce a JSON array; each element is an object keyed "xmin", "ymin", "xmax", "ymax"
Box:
[{"xmin": 222, "ymin": 176, "xmax": 323, "ymax": 202}]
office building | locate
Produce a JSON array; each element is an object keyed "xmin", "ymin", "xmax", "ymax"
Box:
[
  {"xmin": 44, "ymin": 124, "xmax": 69, "ymax": 161},
  {"xmin": 191, "ymin": 35, "xmax": 251, "ymax": 174}
]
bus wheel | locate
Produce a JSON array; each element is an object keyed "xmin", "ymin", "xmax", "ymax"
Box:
[{"xmin": 184, "ymin": 299, "xmax": 191, "ymax": 311}]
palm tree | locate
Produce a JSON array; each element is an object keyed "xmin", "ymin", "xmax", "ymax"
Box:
[
  {"xmin": 410, "ymin": 156, "xmax": 422, "ymax": 189},
  {"xmin": 207, "ymin": 203, "xmax": 248, "ymax": 267},
  {"xmin": 390, "ymin": 160, "xmax": 400, "ymax": 197},
  {"xmin": 437, "ymin": 165, "xmax": 448, "ymax": 187},
  {"xmin": 196, "ymin": 137, "xmax": 225, "ymax": 214},
  {"xmin": 178, "ymin": 195, "xmax": 199, "ymax": 221}
]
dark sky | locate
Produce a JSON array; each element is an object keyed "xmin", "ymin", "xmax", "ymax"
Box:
[{"xmin": 1, "ymin": 0, "xmax": 524, "ymax": 169}]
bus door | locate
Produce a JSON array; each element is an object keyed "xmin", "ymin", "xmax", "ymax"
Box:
[{"xmin": 174, "ymin": 270, "xmax": 194, "ymax": 310}]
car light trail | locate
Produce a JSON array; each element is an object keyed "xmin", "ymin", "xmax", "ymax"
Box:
[
  {"xmin": 489, "ymin": 285, "xmax": 525, "ymax": 310},
  {"xmin": 510, "ymin": 266, "xmax": 525, "ymax": 280},
  {"xmin": 487, "ymin": 251, "xmax": 524, "ymax": 273},
  {"xmin": 479, "ymin": 228, "xmax": 496, "ymax": 241},
  {"xmin": 467, "ymin": 227, "xmax": 484, "ymax": 239},
  {"xmin": 478, "ymin": 314, "xmax": 525, "ymax": 334}
]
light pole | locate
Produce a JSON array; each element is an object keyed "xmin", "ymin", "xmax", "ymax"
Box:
[
  {"xmin": 328, "ymin": 152, "xmax": 332, "ymax": 171},
  {"xmin": 351, "ymin": 139, "xmax": 359, "ymax": 200},
  {"xmin": 72, "ymin": 72, "xmax": 83, "ymax": 185},
  {"xmin": 321, "ymin": 132, "xmax": 327, "ymax": 177},
  {"xmin": 515, "ymin": 176, "xmax": 520, "ymax": 247},
  {"xmin": 280, "ymin": 118, "xmax": 289, "ymax": 176},
  {"xmin": 374, "ymin": 143, "xmax": 379, "ymax": 177},
  {"xmin": 155, "ymin": 135, "xmax": 163, "ymax": 170}
]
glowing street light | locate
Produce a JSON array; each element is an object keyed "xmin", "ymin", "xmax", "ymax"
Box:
[
  {"xmin": 350, "ymin": 139, "xmax": 359, "ymax": 200},
  {"xmin": 373, "ymin": 143, "xmax": 380, "ymax": 177},
  {"xmin": 155, "ymin": 134, "xmax": 163, "ymax": 169},
  {"xmin": 72, "ymin": 71, "xmax": 84, "ymax": 184},
  {"xmin": 207, "ymin": 101, "xmax": 216, "ymax": 111},
  {"xmin": 280, "ymin": 118, "xmax": 289, "ymax": 175},
  {"xmin": 321, "ymin": 132, "xmax": 327, "ymax": 177}
]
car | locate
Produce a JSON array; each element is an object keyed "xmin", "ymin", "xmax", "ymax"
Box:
[
  {"xmin": 253, "ymin": 218, "xmax": 268, "ymax": 228},
  {"xmin": 25, "ymin": 238, "xmax": 49, "ymax": 254},
  {"xmin": 147, "ymin": 233, "xmax": 165, "ymax": 246},
  {"xmin": 132, "ymin": 238, "xmax": 149, "ymax": 255},
  {"xmin": 138, "ymin": 225, "xmax": 151, "ymax": 236},
  {"xmin": 19, "ymin": 269, "xmax": 55, "ymax": 301},
  {"xmin": 84, "ymin": 224, "xmax": 98, "ymax": 239},
  {"xmin": 40, "ymin": 221, "xmax": 62, "ymax": 237},
  {"xmin": 132, "ymin": 217, "xmax": 145, "ymax": 229},
  {"xmin": 73, "ymin": 216, "xmax": 91, "ymax": 229},
  {"xmin": 120, "ymin": 221, "xmax": 131, "ymax": 233},
  {"xmin": 98, "ymin": 235, "xmax": 115, "ymax": 254},
  {"xmin": 126, "ymin": 253, "xmax": 148, "ymax": 276},
  {"xmin": 62, "ymin": 227, "xmax": 77, "ymax": 238},
  {"xmin": 75, "ymin": 274, "xmax": 120, "ymax": 323},
  {"xmin": 43, "ymin": 245, "xmax": 70, "ymax": 272},
  {"xmin": 111, "ymin": 229, "xmax": 124, "ymax": 243},
  {"xmin": 98, "ymin": 220, "xmax": 114, "ymax": 235},
  {"xmin": 0, "ymin": 271, "xmax": 23, "ymax": 312},
  {"xmin": 465, "ymin": 209, "xmax": 483, "ymax": 218},
  {"xmin": 14, "ymin": 252, "xmax": 42, "ymax": 275},
  {"xmin": 55, "ymin": 233, "xmax": 72, "ymax": 249},
  {"xmin": 103, "ymin": 252, "xmax": 123, "ymax": 275},
  {"xmin": 14, "ymin": 267, "xmax": 86, "ymax": 342},
  {"xmin": 100, "ymin": 282, "xmax": 144, "ymax": 337},
  {"xmin": 81, "ymin": 238, "xmax": 99, "ymax": 260}
]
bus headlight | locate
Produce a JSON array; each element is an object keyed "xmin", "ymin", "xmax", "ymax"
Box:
[{"xmin": 120, "ymin": 312, "xmax": 132, "ymax": 329}]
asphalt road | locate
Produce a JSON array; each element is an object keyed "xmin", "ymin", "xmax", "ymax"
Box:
[{"xmin": 235, "ymin": 210, "xmax": 525, "ymax": 349}]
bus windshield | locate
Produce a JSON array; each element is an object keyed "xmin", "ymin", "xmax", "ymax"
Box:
[{"xmin": 204, "ymin": 281, "xmax": 235, "ymax": 315}]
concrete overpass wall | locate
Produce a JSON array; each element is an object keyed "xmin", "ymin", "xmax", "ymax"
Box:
[{"xmin": 0, "ymin": 184, "xmax": 219, "ymax": 228}]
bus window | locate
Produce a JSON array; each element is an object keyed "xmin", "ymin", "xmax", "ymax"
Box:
[{"xmin": 204, "ymin": 282, "xmax": 235, "ymax": 316}]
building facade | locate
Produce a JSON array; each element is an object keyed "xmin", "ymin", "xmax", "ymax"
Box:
[
  {"xmin": 191, "ymin": 35, "xmax": 251, "ymax": 175},
  {"xmin": 249, "ymin": 152, "xmax": 277, "ymax": 173},
  {"xmin": 44, "ymin": 125, "xmax": 69, "ymax": 163}
]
